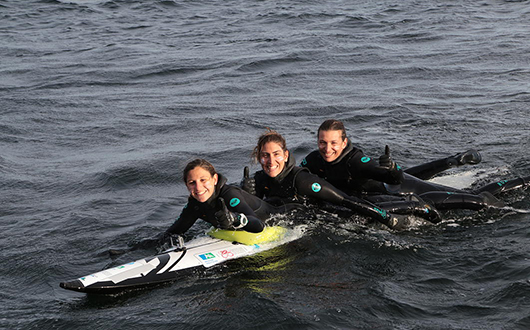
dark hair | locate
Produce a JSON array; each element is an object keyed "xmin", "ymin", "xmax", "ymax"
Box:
[
  {"xmin": 183, "ymin": 159, "xmax": 217, "ymax": 182},
  {"xmin": 318, "ymin": 119, "xmax": 347, "ymax": 141},
  {"xmin": 252, "ymin": 128, "xmax": 287, "ymax": 163}
]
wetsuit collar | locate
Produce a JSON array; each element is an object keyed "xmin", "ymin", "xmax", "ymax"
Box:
[{"xmin": 204, "ymin": 173, "xmax": 227, "ymax": 207}]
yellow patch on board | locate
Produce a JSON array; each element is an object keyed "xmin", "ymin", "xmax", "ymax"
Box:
[{"xmin": 208, "ymin": 226, "xmax": 287, "ymax": 245}]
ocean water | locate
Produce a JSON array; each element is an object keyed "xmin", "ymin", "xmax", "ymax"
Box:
[{"xmin": 1, "ymin": 0, "xmax": 530, "ymax": 329}]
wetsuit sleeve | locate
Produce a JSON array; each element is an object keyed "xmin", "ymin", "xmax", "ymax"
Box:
[
  {"xmin": 293, "ymin": 170, "xmax": 394, "ymax": 225},
  {"xmin": 293, "ymin": 170, "xmax": 348, "ymax": 203},
  {"xmin": 165, "ymin": 203, "xmax": 199, "ymax": 235},
  {"xmin": 349, "ymin": 152, "xmax": 403, "ymax": 185},
  {"xmin": 221, "ymin": 187, "xmax": 265, "ymax": 233}
]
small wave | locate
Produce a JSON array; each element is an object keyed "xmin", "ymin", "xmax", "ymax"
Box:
[
  {"xmin": 500, "ymin": 206, "xmax": 530, "ymax": 214},
  {"xmin": 86, "ymin": 163, "xmax": 181, "ymax": 191},
  {"xmin": 237, "ymin": 55, "xmax": 310, "ymax": 73},
  {"xmin": 132, "ymin": 64, "xmax": 216, "ymax": 81},
  {"xmin": 416, "ymin": 277, "xmax": 461, "ymax": 288},
  {"xmin": 484, "ymin": 281, "xmax": 530, "ymax": 306}
]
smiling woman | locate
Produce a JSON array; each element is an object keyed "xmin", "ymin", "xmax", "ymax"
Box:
[
  {"xmin": 243, "ymin": 129, "xmax": 430, "ymax": 230},
  {"xmin": 157, "ymin": 159, "xmax": 302, "ymax": 247},
  {"xmin": 301, "ymin": 119, "xmax": 529, "ymax": 213}
]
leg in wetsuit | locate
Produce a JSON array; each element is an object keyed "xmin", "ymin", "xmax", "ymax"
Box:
[
  {"xmin": 372, "ymin": 148, "xmax": 527, "ymax": 214},
  {"xmin": 475, "ymin": 176, "xmax": 529, "ymax": 195},
  {"xmin": 405, "ymin": 149, "xmax": 482, "ymax": 180},
  {"xmin": 402, "ymin": 175, "xmax": 530, "ymax": 211},
  {"xmin": 368, "ymin": 194, "xmax": 442, "ymax": 223},
  {"xmin": 366, "ymin": 172, "xmax": 528, "ymax": 218}
]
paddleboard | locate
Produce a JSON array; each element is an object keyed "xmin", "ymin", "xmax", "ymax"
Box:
[{"xmin": 60, "ymin": 226, "xmax": 296, "ymax": 294}]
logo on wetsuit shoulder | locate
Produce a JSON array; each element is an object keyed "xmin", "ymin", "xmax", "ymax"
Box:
[
  {"xmin": 301, "ymin": 158, "xmax": 307, "ymax": 166},
  {"xmin": 361, "ymin": 157, "xmax": 371, "ymax": 163},
  {"xmin": 229, "ymin": 198, "xmax": 240, "ymax": 207},
  {"xmin": 311, "ymin": 183, "xmax": 322, "ymax": 192}
]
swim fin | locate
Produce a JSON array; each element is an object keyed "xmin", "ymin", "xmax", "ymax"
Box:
[
  {"xmin": 448, "ymin": 149, "xmax": 482, "ymax": 167},
  {"xmin": 475, "ymin": 176, "xmax": 529, "ymax": 196}
]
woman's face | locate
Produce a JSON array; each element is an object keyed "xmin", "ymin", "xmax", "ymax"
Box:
[
  {"xmin": 259, "ymin": 141, "xmax": 289, "ymax": 178},
  {"xmin": 318, "ymin": 129, "xmax": 347, "ymax": 163},
  {"xmin": 185, "ymin": 166, "xmax": 218, "ymax": 203}
]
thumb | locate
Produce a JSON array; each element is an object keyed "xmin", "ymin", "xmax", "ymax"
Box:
[
  {"xmin": 244, "ymin": 166, "xmax": 250, "ymax": 179},
  {"xmin": 218, "ymin": 197, "xmax": 229, "ymax": 213},
  {"xmin": 385, "ymin": 145, "xmax": 390, "ymax": 156}
]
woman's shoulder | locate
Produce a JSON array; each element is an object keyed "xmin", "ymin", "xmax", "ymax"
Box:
[
  {"xmin": 182, "ymin": 196, "xmax": 202, "ymax": 212},
  {"xmin": 305, "ymin": 150, "xmax": 321, "ymax": 161},
  {"xmin": 253, "ymin": 169, "xmax": 269, "ymax": 181},
  {"xmin": 219, "ymin": 182, "xmax": 244, "ymax": 195}
]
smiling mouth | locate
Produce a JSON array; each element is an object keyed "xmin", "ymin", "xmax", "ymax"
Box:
[{"xmin": 195, "ymin": 190, "xmax": 207, "ymax": 196}]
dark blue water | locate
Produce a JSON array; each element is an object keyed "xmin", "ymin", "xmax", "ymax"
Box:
[{"xmin": 1, "ymin": 0, "xmax": 529, "ymax": 329}]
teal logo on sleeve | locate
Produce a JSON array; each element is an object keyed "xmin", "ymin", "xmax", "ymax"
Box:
[
  {"xmin": 361, "ymin": 157, "xmax": 371, "ymax": 163},
  {"xmin": 497, "ymin": 180, "xmax": 508, "ymax": 187},
  {"xmin": 311, "ymin": 183, "xmax": 322, "ymax": 192},
  {"xmin": 374, "ymin": 207, "xmax": 387, "ymax": 218},
  {"xmin": 230, "ymin": 198, "xmax": 240, "ymax": 207}
]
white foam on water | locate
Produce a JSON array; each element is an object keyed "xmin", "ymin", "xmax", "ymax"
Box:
[
  {"xmin": 499, "ymin": 206, "xmax": 530, "ymax": 214},
  {"xmin": 429, "ymin": 166, "xmax": 511, "ymax": 189}
]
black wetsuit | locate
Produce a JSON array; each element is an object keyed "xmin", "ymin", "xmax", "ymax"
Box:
[
  {"xmin": 252, "ymin": 154, "xmax": 407, "ymax": 227},
  {"xmin": 166, "ymin": 174, "xmax": 294, "ymax": 235},
  {"xmin": 301, "ymin": 144, "xmax": 529, "ymax": 211},
  {"xmin": 301, "ymin": 140, "xmax": 403, "ymax": 196}
]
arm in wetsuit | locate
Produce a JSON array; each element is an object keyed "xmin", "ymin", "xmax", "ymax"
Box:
[
  {"xmin": 219, "ymin": 185, "xmax": 266, "ymax": 233},
  {"xmin": 292, "ymin": 170, "xmax": 402, "ymax": 228},
  {"xmin": 165, "ymin": 186, "xmax": 266, "ymax": 236},
  {"xmin": 165, "ymin": 202, "xmax": 200, "ymax": 236},
  {"xmin": 215, "ymin": 184, "xmax": 304, "ymax": 231},
  {"xmin": 348, "ymin": 148, "xmax": 403, "ymax": 186}
]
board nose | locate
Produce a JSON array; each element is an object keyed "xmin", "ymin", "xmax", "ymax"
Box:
[{"xmin": 59, "ymin": 279, "xmax": 84, "ymax": 292}]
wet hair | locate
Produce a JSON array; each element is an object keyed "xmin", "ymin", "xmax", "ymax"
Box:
[
  {"xmin": 183, "ymin": 159, "xmax": 217, "ymax": 183},
  {"xmin": 318, "ymin": 119, "xmax": 347, "ymax": 141},
  {"xmin": 252, "ymin": 128, "xmax": 287, "ymax": 163}
]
